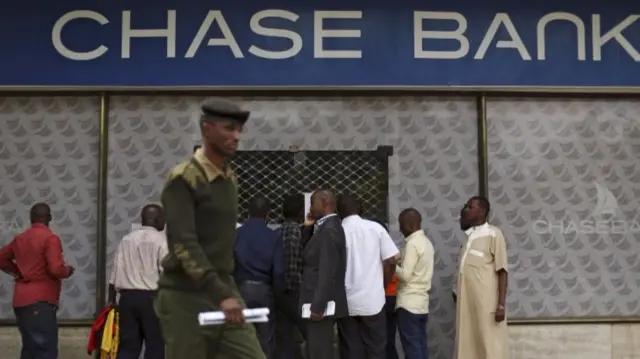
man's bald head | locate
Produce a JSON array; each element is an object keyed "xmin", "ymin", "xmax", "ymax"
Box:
[
  {"xmin": 310, "ymin": 188, "xmax": 336, "ymax": 219},
  {"xmin": 312, "ymin": 189, "xmax": 336, "ymax": 207},
  {"xmin": 398, "ymin": 208, "xmax": 422, "ymax": 237},
  {"xmin": 141, "ymin": 204, "xmax": 164, "ymax": 231},
  {"xmin": 30, "ymin": 202, "xmax": 51, "ymax": 225}
]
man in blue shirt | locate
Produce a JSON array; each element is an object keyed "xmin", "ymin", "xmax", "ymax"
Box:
[{"xmin": 234, "ymin": 195, "xmax": 284, "ymax": 359}]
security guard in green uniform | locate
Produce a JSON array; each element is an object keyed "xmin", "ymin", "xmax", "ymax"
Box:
[{"xmin": 154, "ymin": 98, "xmax": 266, "ymax": 359}]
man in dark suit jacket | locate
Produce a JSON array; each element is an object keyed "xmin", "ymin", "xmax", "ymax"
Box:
[{"xmin": 300, "ymin": 189, "xmax": 348, "ymax": 359}]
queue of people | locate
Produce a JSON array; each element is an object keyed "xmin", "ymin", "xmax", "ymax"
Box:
[{"xmin": 0, "ymin": 98, "xmax": 509, "ymax": 359}]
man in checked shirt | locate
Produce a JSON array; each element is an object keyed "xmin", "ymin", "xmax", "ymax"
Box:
[{"xmin": 275, "ymin": 194, "xmax": 308, "ymax": 359}]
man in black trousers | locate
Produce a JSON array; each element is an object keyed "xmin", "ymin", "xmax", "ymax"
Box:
[
  {"xmin": 109, "ymin": 204, "xmax": 167, "ymax": 359},
  {"xmin": 235, "ymin": 195, "xmax": 285, "ymax": 358},
  {"xmin": 300, "ymin": 189, "xmax": 348, "ymax": 359},
  {"xmin": 275, "ymin": 194, "xmax": 308, "ymax": 359}
]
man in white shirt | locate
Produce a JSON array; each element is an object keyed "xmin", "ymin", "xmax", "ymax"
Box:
[
  {"xmin": 395, "ymin": 208, "xmax": 434, "ymax": 359},
  {"xmin": 108, "ymin": 204, "xmax": 168, "ymax": 359},
  {"xmin": 336, "ymin": 194, "xmax": 399, "ymax": 359}
]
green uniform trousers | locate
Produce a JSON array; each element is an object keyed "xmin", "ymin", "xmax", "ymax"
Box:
[{"xmin": 154, "ymin": 288, "xmax": 266, "ymax": 359}]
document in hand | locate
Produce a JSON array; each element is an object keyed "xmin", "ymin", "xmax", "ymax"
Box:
[
  {"xmin": 301, "ymin": 301, "xmax": 335, "ymax": 319},
  {"xmin": 198, "ymin": 308, "xmax": 270, "ymax": 326}
]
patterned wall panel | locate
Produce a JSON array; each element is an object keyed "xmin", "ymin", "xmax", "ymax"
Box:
[
  {"xmin": 107, "ymin": 96, "xmax": 478, "ymax": 359},
  {"xmin": 487, "ymin": 98, "xmax": 640, "ymax": 318},
  {"xmin": 0, "ymin": 97, "xmax": 99, "ymax": 319}
]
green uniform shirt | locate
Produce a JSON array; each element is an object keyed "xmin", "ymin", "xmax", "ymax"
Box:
[{"xmin": 158, "ymin": 149, "xmax": 238, "ymax": 304}]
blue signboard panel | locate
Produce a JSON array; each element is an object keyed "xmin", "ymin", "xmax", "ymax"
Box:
[{"xmin": 1, "ymin": 0, "xmax": 640, "ymax": 87}]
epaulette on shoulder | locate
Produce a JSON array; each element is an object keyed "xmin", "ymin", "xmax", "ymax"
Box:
[{"xmin": 166, "ymin": 160, "xmax": 206, "ymax": 189}]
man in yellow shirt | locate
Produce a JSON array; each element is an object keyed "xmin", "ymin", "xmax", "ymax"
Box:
[{"xmin": 395, "ymin": 208, "xmax": 434, "ymax": 359}]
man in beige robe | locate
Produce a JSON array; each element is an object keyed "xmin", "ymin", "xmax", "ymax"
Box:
[{"xmin": 455, "ymin": 196, "xmax": 509, "ymax": 359}]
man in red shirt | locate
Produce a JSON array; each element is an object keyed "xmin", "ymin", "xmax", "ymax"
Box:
[{"xmin": 0, "ymin": 202, "xmax": 75, "ymax": 359}]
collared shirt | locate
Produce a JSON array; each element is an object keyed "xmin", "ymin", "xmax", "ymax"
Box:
[
  {"xmin": 234, "ymin": 218, "xmax": 284, "ymax": 291},
  {"xmin": 109, "ymin": 226, "xmax": 168, "ymax": 291},
  {"xmin": 342, "ymin": 215, "xmax": 399, "ymax": 316},
  {"xmin": 279, "ymin": 220, "xmax": 303, "ymax": 293},
  {"xmin": 396, "ymin": 229, "xmax": 435, "ymax": 314},
  {"xmin": 193, "ymin": 147, "xmax": 235, "ymax": 182},
  {"xmin": 315, "ymin": 213, "xmax": 337, "ymax": 229},
  {"xmin": 0, "ymin": 223, "xmax": 73, "ymax": 308}
]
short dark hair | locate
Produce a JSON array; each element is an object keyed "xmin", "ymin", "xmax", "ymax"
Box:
[
  {"xmin": 141, "ymin": 204, "xmax": 163, "ymax": 226},
  {"xmin": 282, "ymin": 194, "xmax": 304, "ymax": 219},
  {"xmin": 399, "ymin": 208, "xmax": 422, "ymax": 224},
  {"xmin": 30, "ymin": 202, "xmax": 51, "ymax": 223},
  {"xmin": 470, "ymin": 195, "xmax": 491, "ymax": 216},
  {"xmin": 337, "ymin": 193, "xmax": 360, "ymax": 217},
  {"xmin": 248, "ymin": 195, "xmax": 270, "ymax": 217}
]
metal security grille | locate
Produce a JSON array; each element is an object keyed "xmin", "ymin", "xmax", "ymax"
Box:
[{"xmin": 230, "ymin": 146, "xmax": 392, "ymax": 223}]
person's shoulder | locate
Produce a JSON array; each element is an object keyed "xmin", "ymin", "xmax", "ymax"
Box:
[
  {"xmin": 363, "ymin": 219, "xmax": 387, "ymax": 233},
  {"xmin": 417, "ymin": 231, "xmax": 434, "ymax": 249},
  {"xmin": 165, "ymin": 158, "xmax": 205, "ymax": 189},
  {"xmin": 120, "ymin": 229, "xmax": 144, "ymax": 244},
  {"xmin": 35, "ymin": 227, "xmax": 58, "ymax": 240},
  {"xmin": 487, "ymin": 224, "xmax": 505, "ymax": 238},
  {"xmin": 150, "ymin": 229, "xmax": 167, "ymax": 241}
]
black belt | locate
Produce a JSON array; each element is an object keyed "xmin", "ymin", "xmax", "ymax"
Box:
[
  {"xmin": 240, "ymin": 280, "xmax": 268, "ymax": 285},
  {"xmin": 119, "ymin": 289, "xmax": 157, "ymax": 293}
]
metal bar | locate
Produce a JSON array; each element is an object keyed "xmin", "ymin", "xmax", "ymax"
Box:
[
  {"xmin": 95, "ymin": 93, "xmax": 110, "ymax": 314},
  {"xmin": 509, "ymin": 316, "xmax": 640, "ymax": 325},
  {"xmin": 476, "ymin": 94, "xmax": 488, "ymax": 197},
  {"xmin": 3, "ymin": 87, "xmax": 640, "ymax": 97},
  {"xmin": 375, "ymin": 145, "xmax": 394, "ymax": 224},
  {"xmin": 0, "ymin": 319, "xmax": 93, "ymax": 327}
]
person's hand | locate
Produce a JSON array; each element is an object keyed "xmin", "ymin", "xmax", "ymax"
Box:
[
  {"xmin": 494, "ymin": 304, "xmax": 505, "ymax": 323},
  {"xmin": 220, "ymin": 298, "xmax": 245, "ymax": 324},
  {"xmin": 394, "ymin": 253, "xmax": 402, "ymax": 264},
  {"xmin": 310, "ymin": 312, "xmax": 323, "ymax": 321},
  {"xmin": 303, "ymin": 212, "xmax": 315, "ymax": 227}
]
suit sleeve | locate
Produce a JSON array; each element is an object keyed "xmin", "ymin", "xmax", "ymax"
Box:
[
  {"xmin": 301, "ymin": 225, "xmax": 314, "ymax": 248},
  {"xmin": 162, "ymin": 176, "xmax": 234, "ymax": 304},
  {"xmin": 271, "ymin": 232, "xmax": 285, "ymax": 294},
  {"xmin": 310, "ymin": 227, "xmax": 339, "ymax": 315}
]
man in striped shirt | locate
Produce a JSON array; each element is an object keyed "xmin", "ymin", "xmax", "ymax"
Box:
[{"xmin": 109, "ymin": 204, "xmax": 168, "ymax": 359}]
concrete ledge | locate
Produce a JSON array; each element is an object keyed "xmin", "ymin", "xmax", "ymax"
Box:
[
  {"xmin": 0, "ymin": 323, "xmax": 637, "ymax": 359},
  {"xmin": 508, "ymin": 323, "xmax": 640, "ymax": 359},
  {"xmin": 0, "ymin": 327, "xmax": 90, "ymax": 359}
]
